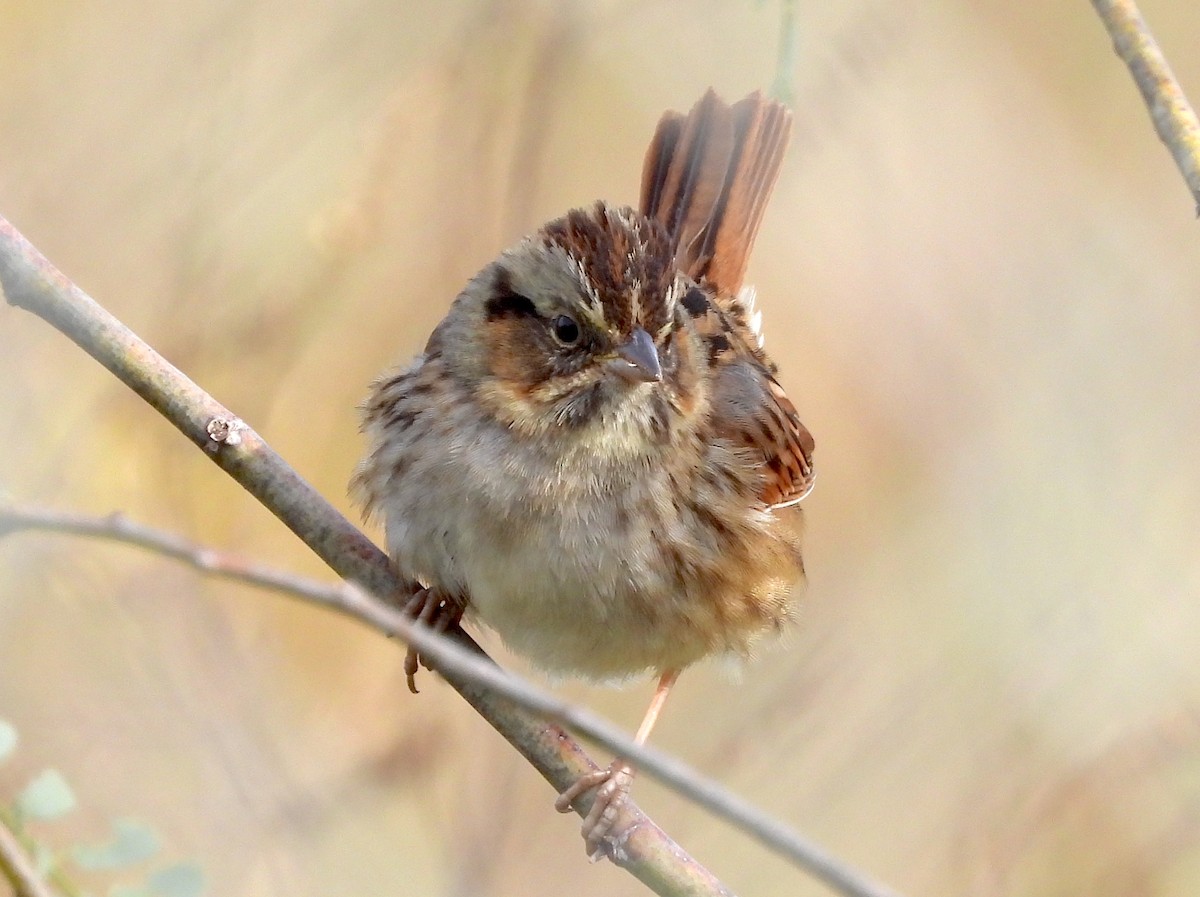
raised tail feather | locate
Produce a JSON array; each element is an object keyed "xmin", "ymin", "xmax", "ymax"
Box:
[
  {"xmin": 641, "ymin": 89, "xmax": 812, "ymax": 508},
  {"xmin": 639, "ymin": 89, "xmax": 792, "ymax": 296}
]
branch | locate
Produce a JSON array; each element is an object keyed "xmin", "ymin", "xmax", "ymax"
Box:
[
  {"xmin": 0, "ymin": 215, "xmax": 902, "ymax": 897},
  {"xmin": 0, "ymin": 815, "xmax": 61, "ymax": 897},
  {"xmin": 0, "ymin": 220, "xmax": 718, "ymax": 897},
  {"xmin": 1092, "ymin": 0, "xmax": 1200, "ymax": 214},
  {"xmin": 0, "ymin": 503, "xmax": 903, "ymax": 897}
]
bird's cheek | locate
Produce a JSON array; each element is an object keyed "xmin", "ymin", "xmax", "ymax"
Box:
[
  {"xmin": 483, "ymin": 318, "xmax": 549, "ymax": 392},
  {"xmin": 665, "ymin": 333, "xmax": 704, "ymax": 415}
]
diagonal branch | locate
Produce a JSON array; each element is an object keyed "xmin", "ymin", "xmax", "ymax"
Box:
[
  {"xmin": 0, "ymin": 502, "xmax": 904, "ymax": 897},
  {"xmin": 0, "ymin": 814, "xmax": 61, "ymax": 897},
  {"xmin": 1091, "ymin": 0, "xmax": 1200, "ymax": 214},
  {"xmin": 0, "ymin": 214, "xmax": 902, "ymax": 897},
  {"xmin": 0, "ymin": 219, "xmax": 719, "ymax": 897}
]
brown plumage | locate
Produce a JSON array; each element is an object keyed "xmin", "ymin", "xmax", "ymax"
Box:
[
  {"xmin": 354, "ymin": 89, "xmax": 813, "ymax": 859},
  {"xmin": 643, "ymin": 89, "xmax": 814, "ymax": 509}
]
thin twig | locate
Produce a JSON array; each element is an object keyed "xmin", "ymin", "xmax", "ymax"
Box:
[
  {"xmin": 0, "ymin": 815, "xmax": 60, "ymax": 897},
  {"xmin": 1092, "ymin": 0, "xmax": 1200, "ymax": 214},
  {"xmin": 770, "ymin": 0, "xmax": 799, "ymax": 105},
  {"xmin": 0, "ymin": 220, "xmax": 722, "ymax": 897},
  {"xmin": 0, "ymin": 502, "xmax": 903, "ymax": 897},
  {"xmin": 0, "ymin": 214, "xmax": 903, "ymax": 897}
]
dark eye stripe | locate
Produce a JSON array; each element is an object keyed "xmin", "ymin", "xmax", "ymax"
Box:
[
  {"xmin": 705, "ymin": 332, "xmax": 730, "ymax": 364},
  {"xmin": 485, "ymin": 267, "xmax": 538, "ymax": 319},
  {"xmin": 681, "ymin": 287, "xmax": 709, "ymax": 318}
]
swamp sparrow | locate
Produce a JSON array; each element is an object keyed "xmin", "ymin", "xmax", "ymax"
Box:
[{"xmin": 354, "ymin": 89, "xmax": 813, "ymax": 857}]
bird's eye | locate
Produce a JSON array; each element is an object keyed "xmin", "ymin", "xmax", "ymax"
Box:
[{"xmin": 550, "ymin": 314, "xmax": 581, "ymax": 346}]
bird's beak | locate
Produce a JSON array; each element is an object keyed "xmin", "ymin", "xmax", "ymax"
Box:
[{"xmin": 610, "ymin": 327, "xmax": 662, "ymax": 383}]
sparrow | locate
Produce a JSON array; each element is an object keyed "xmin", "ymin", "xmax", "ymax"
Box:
[{"xmin": 354, "ymin": 88, "xmax": 813, "ymax": 857}]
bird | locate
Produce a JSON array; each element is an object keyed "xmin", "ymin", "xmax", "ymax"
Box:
[{"xmin": 354, "ymin": 88, "xmax": 813, "ymax": 858}]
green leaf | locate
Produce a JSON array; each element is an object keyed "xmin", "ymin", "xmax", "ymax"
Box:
[
  {"xmin": 73, "ymin": 819, "xmax": 160, "ymax": 870},
  {"xmin": 148, "ymin": 864, "xmax": 205, "ymax": 897},
  {"xmin": 0, "ymin": 720, "xmax": 17, "ymax": 763},
  {"xmin": 16, "ymin": 769, "xmax": 76, "ymax": 820}
]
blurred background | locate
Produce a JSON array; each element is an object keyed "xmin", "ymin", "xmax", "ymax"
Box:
[{"xmin": 3, "ymin": 1, "xmax": 1200, "ymax": 895}]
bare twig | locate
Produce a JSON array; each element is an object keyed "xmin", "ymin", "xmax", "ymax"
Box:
[
  {"xmin": 0, "ymin": 815, "xmax": 60, "ymax": 897},
  {"xmin": 1092, "ymin": 0, "xmax": 1200, "ymax": 214},
  {"xmin": 0, "ymin": 503, "xmax": 902, "ymax": 897},
  {"xmin": 0, "ymin": 219, "xmax": 723, "ymax": 897},
  {"xmin": 770, "ymin": 0, "xmax": 799, "ymax": 105},
  {"xmin": 0, "ymin": 215, "xmax": 902, "ymax": 897}
]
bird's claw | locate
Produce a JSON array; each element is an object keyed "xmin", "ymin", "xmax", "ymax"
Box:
[
  {"xmin": 402, "ymin": 587, "xmax": 461, "ymax": 693},
  {"xmin": 556, "ymin": 760, "xmax": 635, "ymax": 858}
]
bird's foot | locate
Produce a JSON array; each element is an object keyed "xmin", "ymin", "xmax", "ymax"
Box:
[
  {"xmin": 555, "ymin": 759, "xmax": 636, "ymax": 861},
  {"xmin": 401, "ymin": 587, "xmax": 463, "ymax": 694}
]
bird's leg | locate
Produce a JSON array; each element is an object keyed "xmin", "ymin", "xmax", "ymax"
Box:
[
  {"xmin": 555, "ymin": 669, "xmax": 680, "ymax": 859},
  {"xmin": 401, "ymin": 587, "xmax": 464, "ymax": 694}
]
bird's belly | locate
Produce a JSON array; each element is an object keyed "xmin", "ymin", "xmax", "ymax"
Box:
[
  {"xmin": 459, "ymin": 507, "xmax": 714, "ymax": 680},
  {"xmin": 381, "ymin": 428, "xmax": 802, "ymax": 682}
]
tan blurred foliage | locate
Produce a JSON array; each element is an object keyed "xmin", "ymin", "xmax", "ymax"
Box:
[{"xmin": 2, "ymin": 1, "xmax": 1200, "ymax": 895}]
